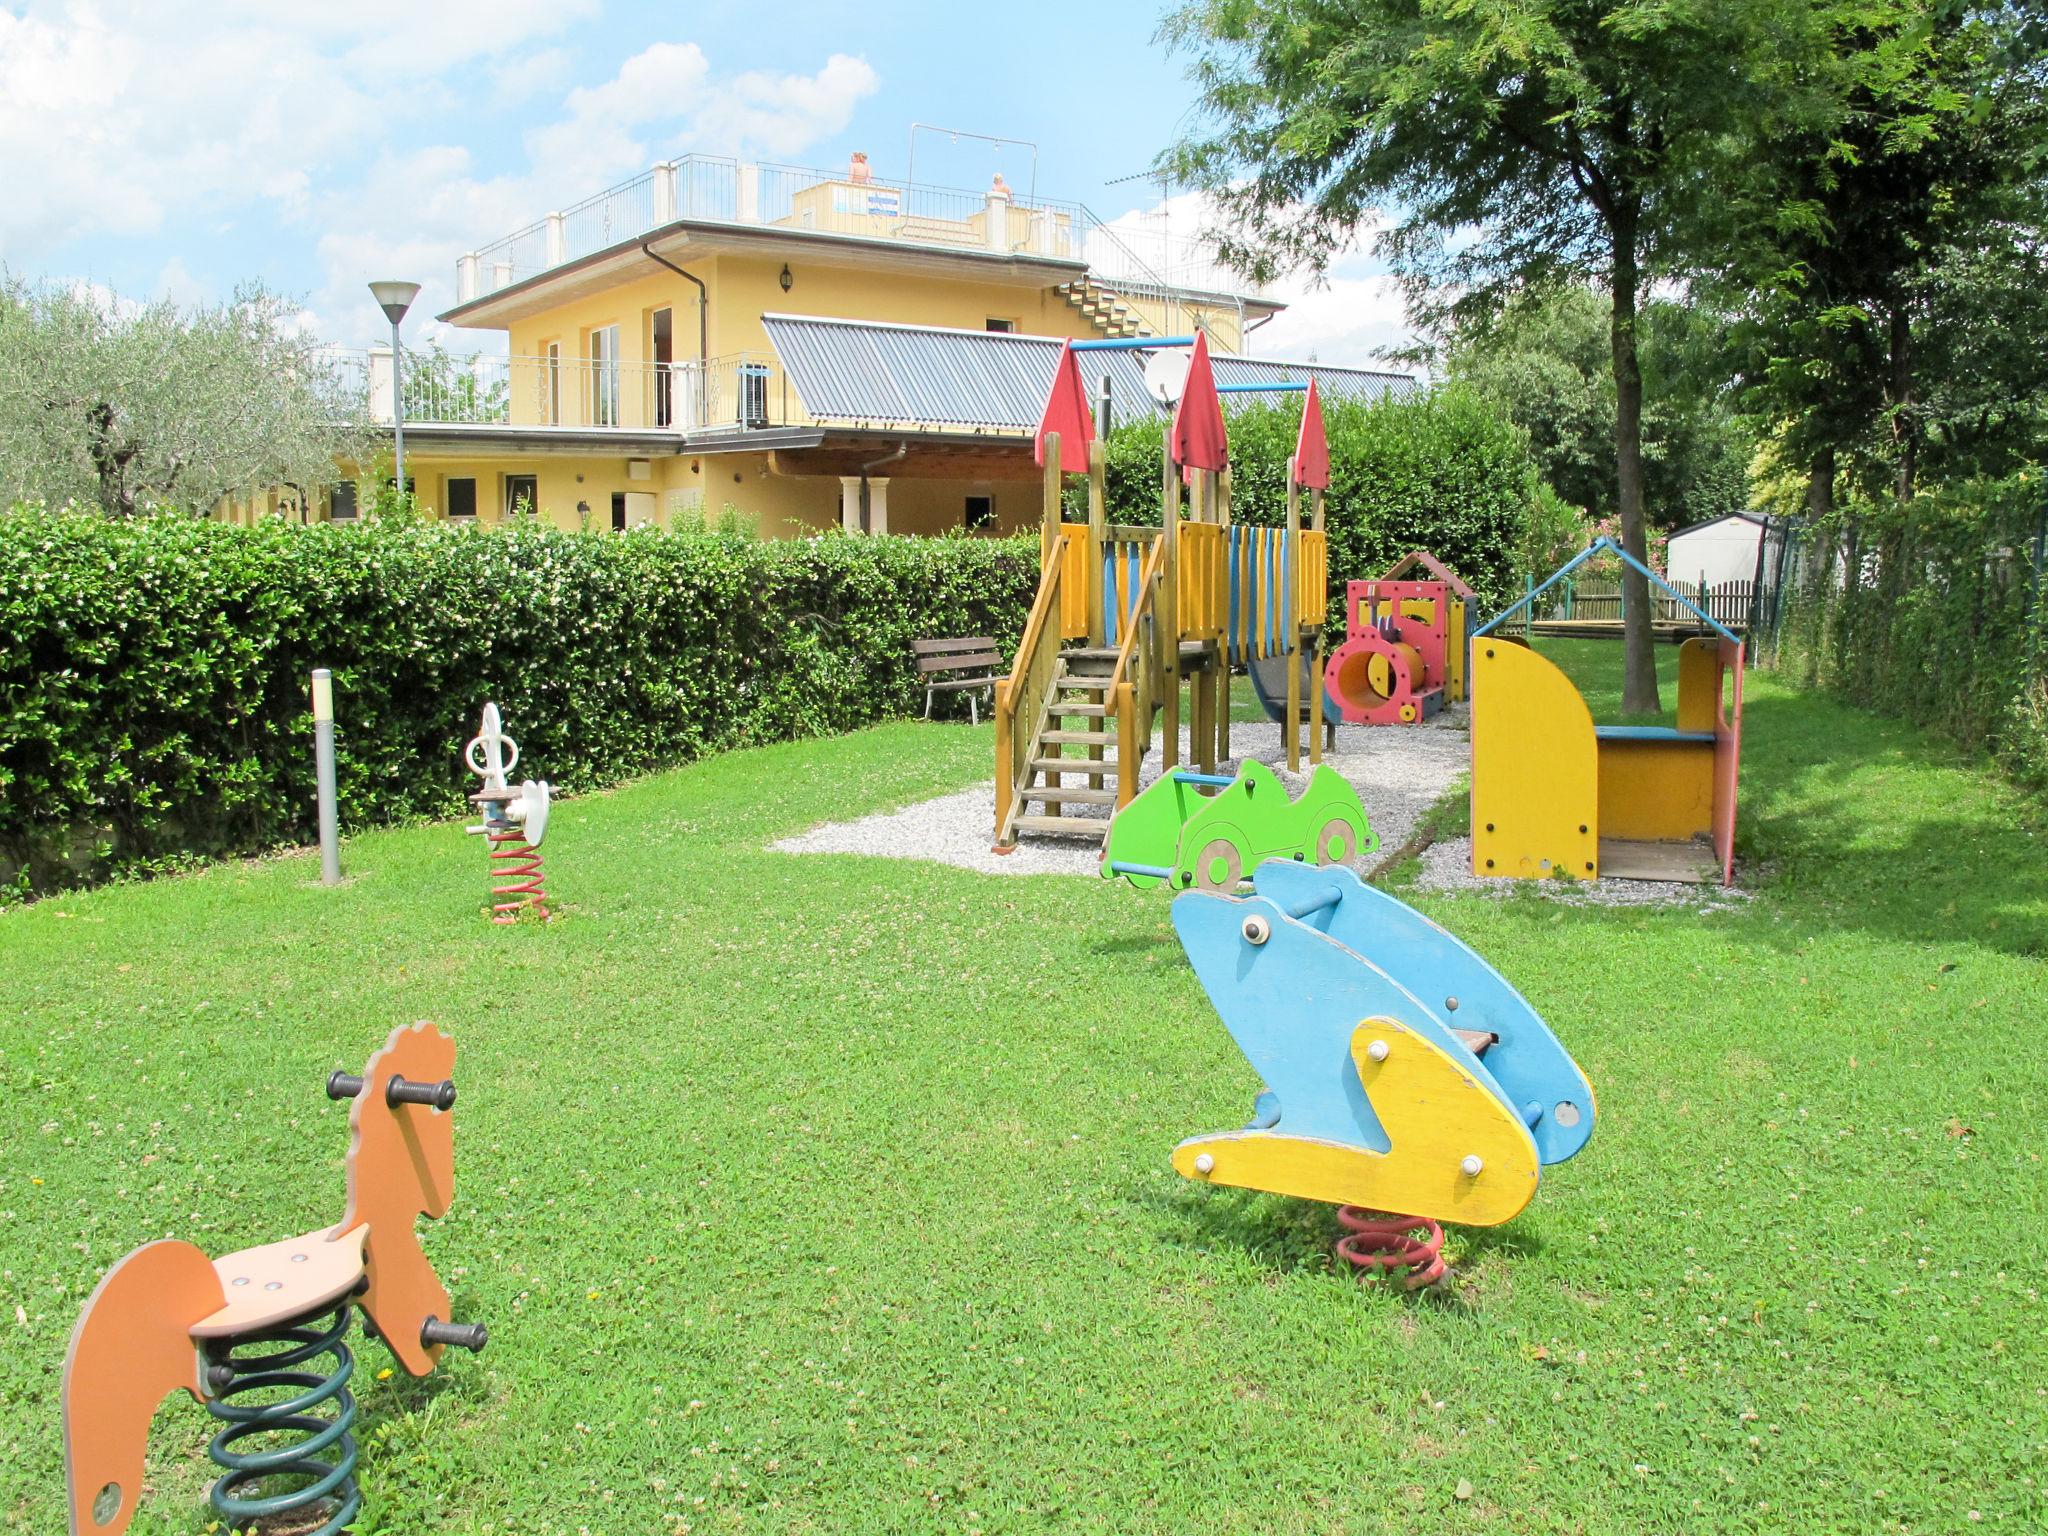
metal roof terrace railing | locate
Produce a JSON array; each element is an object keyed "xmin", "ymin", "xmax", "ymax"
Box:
[{"xmin": 455, "ymin": 154, "xmax": 1273, "ymax": 309}]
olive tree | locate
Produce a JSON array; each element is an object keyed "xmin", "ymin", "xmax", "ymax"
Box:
[{"xmin": 0, "ymin": 276, "xmax": 365, "ymax": 518}]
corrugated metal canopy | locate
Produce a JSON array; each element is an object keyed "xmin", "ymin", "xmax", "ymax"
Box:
[{"xmin": 760, "ymin": 314, "xmax": 1419, "ymax": 433}]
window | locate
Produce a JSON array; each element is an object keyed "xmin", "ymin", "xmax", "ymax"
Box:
[
  {"xmin": 446, "ymin": 478, "xmax": 477, "ymax": 520},
  {"xmin": 965, "ymin": 495, "xmax": 995, "ymax": 531},
  {"xmin": 985, "ymin": 318, "xmax": 1017, "ymax": 333},
  {"xmin": 610, "ymin": 492, "xmax": 627, "ymax": 532},
  {"xmin": 546, "ymin": 343, "xmax": 561, "ymax": 425},
  {"xmin": 590, "ymin": 325, "xmax": 620, "ymax": 426},
  {"xmin": 329, "ymin": 482, "xmax": 358, "ymax": 521},
  {"xmin": 505, "ymin": 475, "xmax": 538, "ymax": 519},
  {"xmin": 651, "ymin": 309, "xmax": 673, "ymax": 428}
]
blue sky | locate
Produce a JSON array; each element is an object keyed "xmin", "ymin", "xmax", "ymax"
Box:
[{"xmin": 0, "ymin": 1, "xmax": 1408, "ymax": 359}]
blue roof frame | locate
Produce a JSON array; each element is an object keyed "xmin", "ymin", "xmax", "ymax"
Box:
[{"xmin": 1474, "ymin": 536, "xmax": 1742, "ymax": 645}]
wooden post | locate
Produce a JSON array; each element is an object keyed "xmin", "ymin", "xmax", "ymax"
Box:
[
  {"xmin": 1216, "ymin": 465, "xmax": 1234, "ymax": 765},
  {"xmin": 994, "ymin": 681, "xmax": 1013, "ymax": 838},
  {"xmin": 1086, "ymin": 440, "xmax": 1108, "ymax": 791},
  {"xmin": 1285, "ymin": 467, "xmax": 1302, "ymax": 772},
  {"xmin": 1040, "ymin": 433, "xmax": 1062, "ymax": 818},
  {"xmin": 1160, "ymin": 429, "xmax": 1180, "ymax": 774},
  {"xmin": 1312, "ymin": 487, "xmax": 1331, "ymax": 761},
  {"xmin": 1087, "ymin": 441, "xmax": 1107, "ymax": 647},
  {"xmin": 1041, "ymin": 432, "xmax": 1062, "ymax": 572}
]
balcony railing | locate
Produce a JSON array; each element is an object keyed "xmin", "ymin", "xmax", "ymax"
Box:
[
  {"xmin": 456, "ymin": 154, "xmax": 1270, "ymax": 309},
  {"xmin": 334, "ymin": 348, "xmax": 800, "ymax": 435}
]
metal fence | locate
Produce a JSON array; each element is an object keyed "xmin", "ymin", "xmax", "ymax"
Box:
[
  {"xmin": 1764, "ymin": 496, "xmax": 2048, "ymax": 779},
  {"xmin": 460, "ymin": 153, "xmax": 1269, "ymax": 309},
  {"xmin": 329, "ymin": 348, "xmax": 799, "ymax": 434}
]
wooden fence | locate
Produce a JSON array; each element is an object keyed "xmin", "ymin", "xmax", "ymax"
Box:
[{"xmin": 1539, "ymin": 578, "xmax": 1755, "ymax": 629}]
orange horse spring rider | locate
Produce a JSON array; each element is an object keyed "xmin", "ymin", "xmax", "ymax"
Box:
[{"xmin": 61, "ymin": 1023, "xmax": 485, "ymax": 1536}]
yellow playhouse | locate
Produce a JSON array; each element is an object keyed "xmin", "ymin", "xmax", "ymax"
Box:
[{"xmin": 1469, "ymin": 538, "xmax": 1745, "ymax": 886}]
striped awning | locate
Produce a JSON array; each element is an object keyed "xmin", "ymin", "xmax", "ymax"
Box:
[{"xmin": 760, "ymin": 314, "xmax": 1419, "ymax": 433}]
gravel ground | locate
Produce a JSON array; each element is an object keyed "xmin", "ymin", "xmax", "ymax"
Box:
[
  {"xmin": 771, "ymin": 706, "xmax": 1473, "ymax": 878},
  {"xmin": 1411, "ymin": 835, "xmax": 1756, "ymax": 910},
  {"xmin": 775, "ymin": 704, "xmax": 1751, "ymax": 908}
]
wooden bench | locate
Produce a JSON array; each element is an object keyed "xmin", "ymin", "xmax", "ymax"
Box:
[{"xmin": 914, "ymin": 636, "xmax": 1002, "ymax": 724}]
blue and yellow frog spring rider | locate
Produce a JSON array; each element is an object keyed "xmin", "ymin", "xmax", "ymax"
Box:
[{"xmin": 1170, "ymin": 862, "xmax": 1596, "ymax": 1285}]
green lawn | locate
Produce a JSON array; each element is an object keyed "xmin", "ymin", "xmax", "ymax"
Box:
[{"xmin": 3, "ymin": 650, "xmax": 2044, "ymax": 1534}]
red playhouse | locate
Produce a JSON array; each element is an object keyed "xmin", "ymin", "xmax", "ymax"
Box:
[{"xmin": 1322, "ymin": 560, "xmax": 1470, "ymax": 726}]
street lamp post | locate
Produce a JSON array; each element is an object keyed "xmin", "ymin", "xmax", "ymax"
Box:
[{"xmin": 368, "ymin": 280, "xmax": 422, "ymax": 501}]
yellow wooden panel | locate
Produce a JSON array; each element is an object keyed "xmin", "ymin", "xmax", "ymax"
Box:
[
  {"xmin": 1056, "ymin": 524, "xmax": 1089, "ymax": 641},
  {"xmin": 1299, "ymin": 530, "xmax": 1328, "ymax": 626},
  {"xmin": 1675, "ymin": 637, "xmax": 1718, "ymax": 734},
  {"xmin": 1445, "ymin": 598, "xmax": 1467, "ymax": 702},
  {"xmin": 1181, "ymin": 523, "xmax": 1225, "ymax": 637},
  {"xmin": 1598, "ymin": 739, "xmax": 1714, "ymax": 842},
  {"xmin": 1170, "ymin": 1017, "xmax": 1539, "ymax": 1226},
  {"xmin": 1470, "ymin": 640, "xmax": 1599, "ymax": 879}
]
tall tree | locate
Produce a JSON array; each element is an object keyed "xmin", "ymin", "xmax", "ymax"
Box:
[
  {"xmin": 0, "ymin": 277, "xmax": 362, "ymax": 518},
  {"xmin": 1719, "ymin": 3, "xmax": 2047, "ymax": 509},
  {"xmin": 1438, "ymin": 281, "xmax": 1752, "ymax": 530},
  {"xmin": 1161, "ymin": 0, "xmax": 1827, "ymax": 712}
]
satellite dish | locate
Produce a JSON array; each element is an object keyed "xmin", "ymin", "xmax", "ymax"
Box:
[{"xmin": 1143, "ymin": 348, "xmax": 1191, "ymax": 408}]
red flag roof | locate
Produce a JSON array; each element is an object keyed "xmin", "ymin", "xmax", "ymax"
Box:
[
  {"xmin": 1169, "ymin": 332, "xmax": 1228, "ymax": 472},
  {"xmin": 1034, "ymin": 341, "xmax": 1093, "ymax": 474},
  {"xmin": 1292, "ymin": 376, "xmax": 1330, "ymax": 489}
]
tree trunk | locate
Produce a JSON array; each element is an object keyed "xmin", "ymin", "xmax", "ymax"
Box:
[
  {"xmin": 1805, "ymin": 444, "xmax": 1835, "ymax": 521},
  {"xmin": 1610, "ymin": 210, "xmax": 1661, "ymax": 716},
  {"xmin": 1888, "ymin": 302, "xmax": 1916, "ymax": 502}
]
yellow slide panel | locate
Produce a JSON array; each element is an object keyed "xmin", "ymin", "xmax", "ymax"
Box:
[{"xmin": 1470, "ymin": 639, "xmax": 1599, "ymax": 879}]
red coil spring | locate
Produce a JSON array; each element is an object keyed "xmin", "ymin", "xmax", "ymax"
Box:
[
  {"xmin": 1335, "ymin": 1207, "xmax": 1448, "ymax": 1290},
  {"xmin": 486, "ymin": 829, "xmax": 549, "ymax": 923}
]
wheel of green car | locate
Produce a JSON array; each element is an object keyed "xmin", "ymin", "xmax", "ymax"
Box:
[
  {"xmin": 1316, "ymin": 816, "xmax": 1362, "ymax": 865},
  {"xmin": 1191, "ymin": 838, "xmax": 1244, "ymax": 892}
]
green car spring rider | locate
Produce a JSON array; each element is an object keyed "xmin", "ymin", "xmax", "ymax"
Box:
[{"xmin": 1100, "ymin": 761, "xmax": 1377, "ymax": 892}]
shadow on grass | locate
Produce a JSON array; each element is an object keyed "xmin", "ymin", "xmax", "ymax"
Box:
[
  {"xmin": 1736, "ymin": 693, "xmax": 2048, "ymax": 958},
  {"xmin": 1087, "ymin": 931, "xmax": 1182, "ymax": 958},
  {"xmin": 1146, "ymin": 1177, "xmax": 1547, "ymax": 1312}
]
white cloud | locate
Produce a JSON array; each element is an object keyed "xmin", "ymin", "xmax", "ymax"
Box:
[
  {"xmin": 301, "ymin": 44, "xmax": 880, "ymax": 347},
  {"xmin": 492, "ymin": 46, "xmax": 575, "ymax": 105},
  {"xmin": 680, "ymin": 53, "xmax": 880, "ymax": 160},
  {"xmin": 1255, "ymin": 262, "xmax": 1416, "ymax": 366},
  {"xmin": 0, "ymin": 1, "xmax": 596, "ymax": 257},
  {"xmin": 3, "ymin": 7, "xmax": 880, "ymax": 350},
  {"xmin": 1094, "ymin": 189, "xmax": 1416, "ymax": 367}
]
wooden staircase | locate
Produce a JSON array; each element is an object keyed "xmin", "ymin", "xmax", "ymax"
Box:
[{"xmin": 1008, "ymin": 647, "xmax": 1133, "ymax": 840}]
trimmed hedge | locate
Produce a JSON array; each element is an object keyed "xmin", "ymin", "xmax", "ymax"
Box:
[
  {"xmin": 0, "ymin": 509, "xmax": 1036, "ymax": 893},
  {"xmin": 1078, "ymin": 388, "xmax": 1541, "ymax": 612}
]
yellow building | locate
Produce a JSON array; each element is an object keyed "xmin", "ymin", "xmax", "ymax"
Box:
[{"xmin": 293, "ymin": 155, "xmax": 1417, "ymax": 536}]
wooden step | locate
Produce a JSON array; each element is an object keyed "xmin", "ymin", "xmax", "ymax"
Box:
[
  {"xmin": 1054, "ymin": 674, "xmax": 1112, "ymax": 692},
  {"xmin": 1010, "ymin": 814, "xmax": 1109, "ymax": 839},
  {"xmin": 1061, "ymin": 647, "xmax": 1121, "ymax": 661},
  {"xmin": 1028, "ymin": 756, "xmax": 1118, "ymax": 774},
  {"xmin": 1042, "ymin": 729, "xmax": 1113, "ymax": 745},
  {"xmin": 1055, "ymin": 702, "xmax": 1110, "ymax": 717},
  {"xmin": 1018, "ymin": 783, "xmax": 1118, "ymax": 804}
]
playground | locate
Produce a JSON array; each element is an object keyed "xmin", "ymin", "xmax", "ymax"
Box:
[{"xmin": 5, "ymin": 640, "xmax": 2044, "ymax": 1535}]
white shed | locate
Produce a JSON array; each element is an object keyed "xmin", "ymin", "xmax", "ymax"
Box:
[{"xmin": 1666, "ymin": 513, "xmax": 1767, "ymax": 588}]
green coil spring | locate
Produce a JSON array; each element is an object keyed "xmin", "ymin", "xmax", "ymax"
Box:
[{"xmin": 202, "ymin": 1300, "xmax": 362, "ymax": 1534}]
